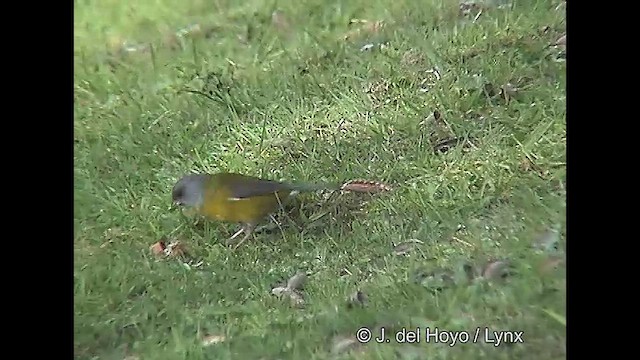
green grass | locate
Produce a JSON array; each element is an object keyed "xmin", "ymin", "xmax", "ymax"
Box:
[{"xmin": 74, "ymin": 0, "xmax": 566, "ymax": 358}]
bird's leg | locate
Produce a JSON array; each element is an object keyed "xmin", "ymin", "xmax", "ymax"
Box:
[
  {"xmin": 228, "ymin": 227, "xmax": 245, "ymax": 242},
  {"xmin": 231, "ymin": 223, "xmax": 257, "ymax": 250}
]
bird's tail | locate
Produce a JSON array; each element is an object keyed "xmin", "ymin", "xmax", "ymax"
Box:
[{"xmin": 287, "ymin": 181, "xmax": 341, "ymax": 193}]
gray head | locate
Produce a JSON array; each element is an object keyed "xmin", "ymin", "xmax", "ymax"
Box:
[{"xmin": 171, "ymin": 174, "xmax": 209, "ymax": 208}]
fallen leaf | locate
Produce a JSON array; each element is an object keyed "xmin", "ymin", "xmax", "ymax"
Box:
[
  {"xmin": 165, "ymin": 240, "xmax": 189, "ymax": 258},
  {"xmin": 150, "ymin": 241, "xmax": 166, "ymax": 256},
  {"xmin": 202, "ymin": 334, "xmax": 226, "ymax": 346},
  {"xmin": 341, "ymin": 179, "xmax": 392, "ymax": 193},
  {"xmin": 554, "ymin": 34, "xmax": 566, "ymax": 46},
  {"xmin": 286, "ymin": 272, "xmax": 307, "ymax": 290}
]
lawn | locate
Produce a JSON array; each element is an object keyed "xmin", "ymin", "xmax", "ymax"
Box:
[{"xmin": 74, "ymin": 0, "xmax": 566, "ymax": 358}]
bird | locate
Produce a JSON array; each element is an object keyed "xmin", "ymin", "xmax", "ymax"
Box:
[{"xmin": 171, "ymin": 172, "xmax": 338, "ymax": 249}]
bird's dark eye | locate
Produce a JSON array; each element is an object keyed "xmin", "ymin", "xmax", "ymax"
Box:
[{"xmin": 172, "ymin": 188, "xmax": 183, "ymax": 200}]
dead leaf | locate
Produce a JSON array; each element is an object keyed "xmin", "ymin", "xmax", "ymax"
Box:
[
  {"xmin": 150, "ymin": 239, "xmax": 205, "ymax": 268},
  {"xmin": 150, "ymin": 241, "xmax": 166, "ymax": 256},
  {"xmin": 165, "ymin": 240, "xmax": 188, "ymax": 258},
  {"xmin": 341, "ymin": 179, "xmax": 392, "ymax": 193},
  {"xmin": 286, "ymin": 272, "xmax": 307, "ymax": 290},
  {"xmin": 554, "ymin": 34, "xmax": 566, "ymax": 46},
  {"xmin": 202, "ymin": 334, "xmax": 226, "ymax": 346},
  {"xmin": 347, "ymin": 290, "xmax": 368, "ymax": 308}
]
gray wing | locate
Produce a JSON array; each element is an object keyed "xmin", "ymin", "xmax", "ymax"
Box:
[{"xmin": 221, "ymin": 173, "xmax": 293, "ymax": 199}]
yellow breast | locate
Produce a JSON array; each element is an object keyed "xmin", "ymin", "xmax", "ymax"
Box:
[{"xmin": 199, "ymin": 185, "xmax": 291, "ymax": 224}]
